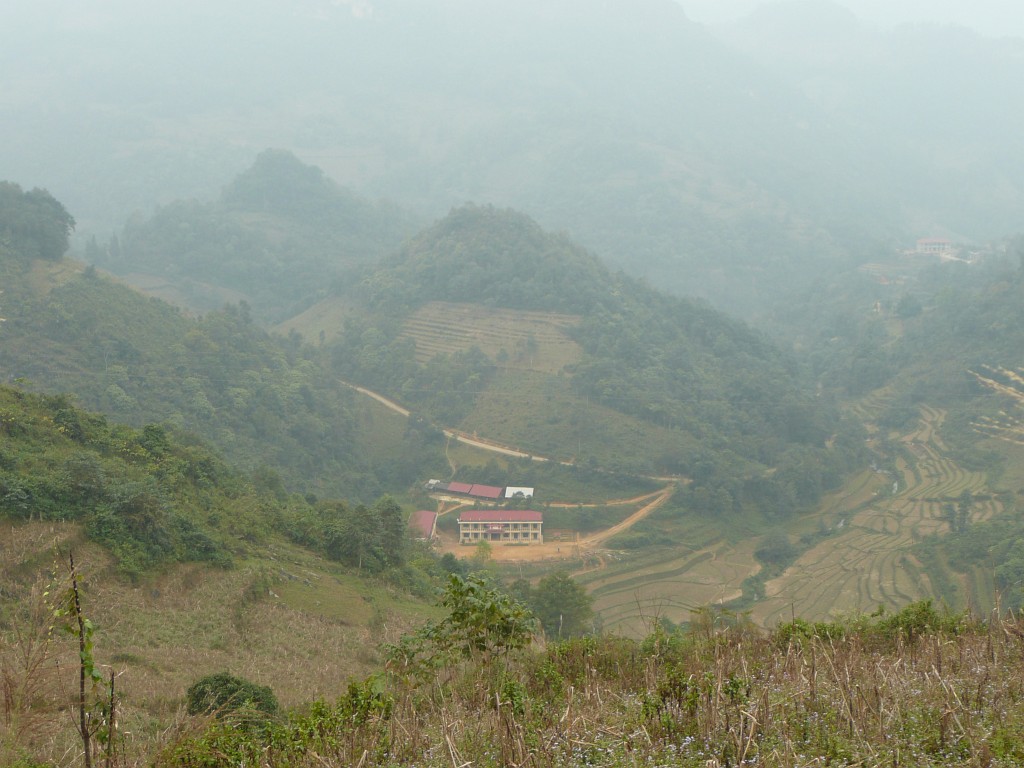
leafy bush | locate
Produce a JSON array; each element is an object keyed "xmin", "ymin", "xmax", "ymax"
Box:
[{"xmin": 185, "ymin": 672, "xmax": 279, "ymax": 721}]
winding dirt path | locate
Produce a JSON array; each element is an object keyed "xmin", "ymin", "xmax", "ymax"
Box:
[
  {"xmin": 347, "ymin": 380, "xmax": 682, "ymax": 563},
  {"xmin": 577, "ymin": 483, "xmax": 676, "ymax": 549},
  {"xmin": 343, "ymin": 381, "xmax": 562, "ymax": 463}
]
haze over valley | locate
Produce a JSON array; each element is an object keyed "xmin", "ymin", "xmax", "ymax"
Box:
[{"xmin": 3, "ymin": 2, "xmax": 1024, "ymax": 765}]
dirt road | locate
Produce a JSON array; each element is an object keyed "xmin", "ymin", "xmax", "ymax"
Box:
[{"xmin": 577, "ymin": 484, "xmax": 675, "ymax": 549}]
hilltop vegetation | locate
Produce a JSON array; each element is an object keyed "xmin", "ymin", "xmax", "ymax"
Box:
[
  {"xmin": 330, "ymin": 204, "xmax": 865, "ymax": 516},
  {"xmin": 90, "ymin": 150, "xmax": 419, "ymax": 321}
]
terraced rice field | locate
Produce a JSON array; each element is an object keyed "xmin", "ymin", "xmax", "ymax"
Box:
[
  {"xmin": 582, "ymin": 538, "xmax": 761, "ymax": 636},
  {"xmin": 750, "ymin": 405, "xmax": 1001, "ymax": 627},
  {"xmin": 399, "ymin": 301, "xmax": 582, "ymax": 374}
]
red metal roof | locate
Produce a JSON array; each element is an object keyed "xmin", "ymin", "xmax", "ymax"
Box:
[
  {"xmin": 459, "ymin": 510, "xmax": 543, "ymax": 523},
  {"xmin": 408, "ymin": 510, "xmax": 437, "ymax": 539},
  {"xmin": 469, "ymin": 484, "xmax": 503, "ymax": 499},
  {"xmin": 447, "ymin": 482, "xmax": 473, "ymax": 494}
]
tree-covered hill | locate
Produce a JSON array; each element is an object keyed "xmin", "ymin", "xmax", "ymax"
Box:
[
  {"xmin": 0, "ymin": 181, "xmax": 446, "ymax": 501},
  {"xmin": 0, "ymin": 384, "xmax": 417, "ymax": 582},
  {"xmin": 89, "ymin": 150, "xmax": 420, "ymax": 322},
  {"xmin": 328, "ymin": 205, "xmax": 866, "ymax": 519}
]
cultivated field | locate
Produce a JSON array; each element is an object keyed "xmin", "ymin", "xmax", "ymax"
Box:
[
  {"xmin": 751, "ymin": 405, "xmax": 1001, "ymax": 627},
  {"xmin": 399, "ymin": 301, "xmax": 582, "ymax": 373},
  {"xmin": 584, "ymin": 537, "xmax": 762, "ymax": 635}
]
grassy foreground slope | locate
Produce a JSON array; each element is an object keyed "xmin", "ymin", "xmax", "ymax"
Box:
[
  {"xmin": 24, "ymin": 583, "xmax": 1023, "ymax": 768},
  {"xmin": 0, "ymin": 523, "xmax": 437, "ymax": 765}
]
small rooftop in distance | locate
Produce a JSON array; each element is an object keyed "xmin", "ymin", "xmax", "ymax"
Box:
[
  {"xmin": 469, "ymin": 484, "xmax": 503, "ymax": 499},
  {"xmin": 408, "ymin": 510, "xmax": 437, "ymax": 539}
]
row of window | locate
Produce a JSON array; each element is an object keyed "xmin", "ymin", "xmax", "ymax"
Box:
[{"xmin": 459, "ymin": 531, "xmax": 542, "ymax": 541}]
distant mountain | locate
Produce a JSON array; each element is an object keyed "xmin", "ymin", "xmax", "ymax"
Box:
[
  {"xmin": 90, "ymin": 150, "xmax": 420, "ymax": 322},
  {"xmin": 8, "ymin": 0, "xmax": 1023, "ymax": 320}
]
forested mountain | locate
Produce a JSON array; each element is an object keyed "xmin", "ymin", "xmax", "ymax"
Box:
[
  {"xmin": 89, "ymin": 150, "xmax": 419, "ymax": 321},
  {"xmin": 325, "ymin": 204, "xmax": 866, "ymax": 518},
  {"xmin": 6, "ymin": 1, "xmax": 1023, "ymax": 318}
]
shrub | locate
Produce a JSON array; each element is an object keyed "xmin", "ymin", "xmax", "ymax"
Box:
[{"xmin": 185, "ymin": 672, "xmax": 279, "ymax": 721}]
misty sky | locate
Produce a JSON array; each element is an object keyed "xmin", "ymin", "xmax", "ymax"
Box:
[{"xmin": 678, "ymin": 0, "xmax": 1024, "ymax": 38}]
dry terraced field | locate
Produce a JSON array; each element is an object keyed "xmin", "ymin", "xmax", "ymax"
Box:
[
  {"xmin": 399, "ymin": 301, "xmax": 582, "ymax": 373},
  {"xmin": 751, "ymin": 405, "xmax": 1000, "ymax": 627},
  {"xmin": 583, "ymin": 538, "xmax": 761, "ymax": 636}
]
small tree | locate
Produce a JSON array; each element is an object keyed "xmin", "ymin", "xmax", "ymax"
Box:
[
  {"xmin": 385, "ymin": 574, "xmax": 536, "ymax": 682},
  {"xmin": 530, "ymin": 571, "xmax": 595, "ymax": 639},
  {"xmin": 51, "ymin": 551, "xmax": 116, "ymax": 768}
]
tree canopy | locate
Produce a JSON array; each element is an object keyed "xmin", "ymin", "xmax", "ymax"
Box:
[{"xmin": 0, "ymin": 181, "xmax": 75, "ymax": 261}]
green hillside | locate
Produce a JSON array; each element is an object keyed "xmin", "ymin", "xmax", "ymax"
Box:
[
  {"xmin": 0, "ymin": 182, "xmax": 449, "ymax": 501},
  {"xmin": 0, "ymin": 381, "xmax": 431, "ymax": 582},
  {"xmin": 327, "ymin": 204, "xmax": 864, "ymax": 517}
]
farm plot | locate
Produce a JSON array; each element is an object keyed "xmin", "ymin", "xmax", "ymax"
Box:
[
  {"xmin": 751, "ymin": 406, "xmax": 1000, "ymax": 627},
  {"xmin": 585, "ymin": 540, "xmax": 762, "ymax": 637},
  {"xmin": 399, "ymin": 301, "xmax": 582, "ymax": 374}
]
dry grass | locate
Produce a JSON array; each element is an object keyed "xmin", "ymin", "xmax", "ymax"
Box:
[
  {"xmin": 0, "ymin": 523, "xmax": 438, "ymax": 767},
  {"xmin": 151, "ymin": 611, "xmax": 1024, "ymax": 767}
]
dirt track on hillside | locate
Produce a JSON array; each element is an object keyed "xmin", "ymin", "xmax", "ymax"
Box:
[
  {"xmin": 344, "ymin": 380, "xmax": 682, "ymax": 563},
  {"xmin": 576, "ymin": 484, "xmax": 675, "ymax": 548},
  {"xmin": 435, "ymin": 483, "xmax": 676, "ymax": 564}
]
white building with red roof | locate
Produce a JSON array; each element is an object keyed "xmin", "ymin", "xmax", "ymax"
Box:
[{"xmin": 458, "ymin": 509, "xmax": 543, "ymax": 545}]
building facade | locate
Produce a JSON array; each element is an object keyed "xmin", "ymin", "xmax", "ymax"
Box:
[{"xmin": 458, "ymin": 510, "xmax": 543, "ymax": 545}]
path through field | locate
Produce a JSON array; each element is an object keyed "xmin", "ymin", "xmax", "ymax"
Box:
[{"xmin": 342, "ymin": 381, "xmax": 567, "ymax": 463}]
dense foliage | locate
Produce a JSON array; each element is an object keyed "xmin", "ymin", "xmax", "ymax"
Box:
[
  {"xmin": 0, "ymin": 182, "xmax": 75, "ymax": 262},
  {"xmin": 511, "ymin": 571, "xmax": 595, "ymax": 639},
  {"xmin": 0, "ymin": 386, "xmax": 418, "ymax": 581},
  {"xmin": 0, "ymin": 385, "xmax": 235, "ymax": 576},
  {"xmin": 185, "ymin": 672, "xmax": 279, "ymax": 720}
]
